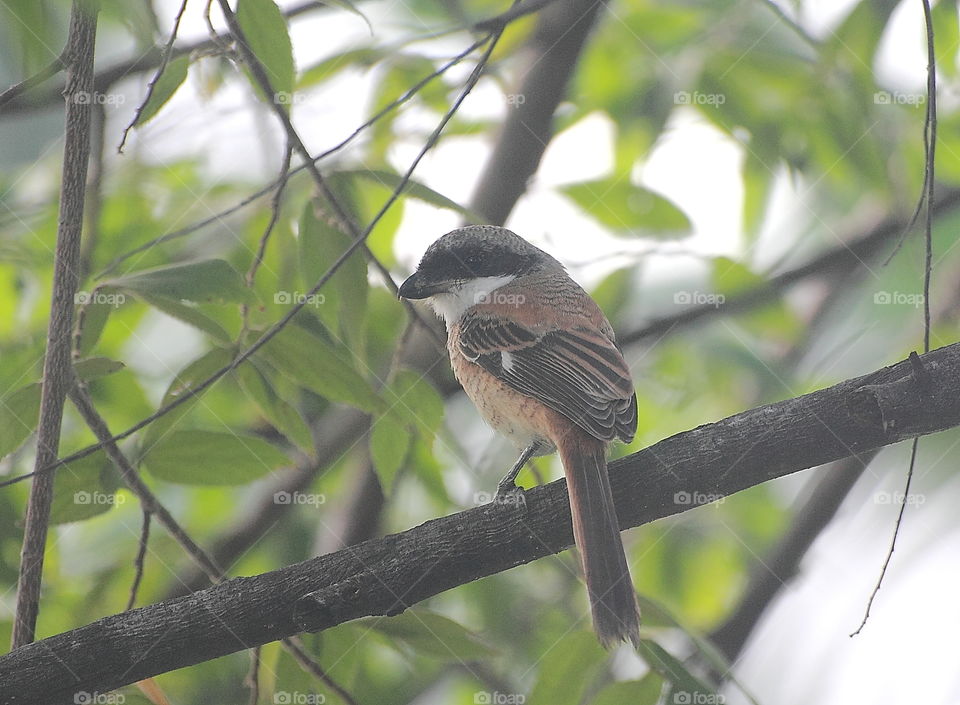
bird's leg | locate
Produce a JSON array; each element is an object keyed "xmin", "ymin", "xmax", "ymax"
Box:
[{"xmin": 495, "ymin": 443, "xmax": 538, "ymax": 499}]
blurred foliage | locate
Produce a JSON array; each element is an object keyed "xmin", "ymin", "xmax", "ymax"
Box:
[{"xmin": 1, "ymin": 0, "xmax": 959, "ymax": 703}]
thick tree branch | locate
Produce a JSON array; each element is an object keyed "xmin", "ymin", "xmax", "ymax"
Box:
[
  {"xmin": 2, "ymin": 342, "xmax": 959, "ymax": 703},
  {"xmin": 11, "ymin": 0, "xmax": 98, "ymax": 649},
  {"xmin": 470, "ymin": 0, "xmax": 605, "ymax": 223}
]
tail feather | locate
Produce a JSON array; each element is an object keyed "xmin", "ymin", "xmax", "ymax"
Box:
[{"xmin": 559, "ymin": 434, "xmax": 640, "ymax": 648}]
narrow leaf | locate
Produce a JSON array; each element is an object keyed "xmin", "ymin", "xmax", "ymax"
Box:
[
  {"xmin": 108, "ymin": 259, "xmax": 255, "ymax": 304},
  {"xmin": 135, "ymin": 54, "xmax": 190, "ymax": 126},
  {"xmin": 364, "ymin": 611, "xmax": 496, "ymax": 661},
  {"xmin": 237, "ymin": 0, "xmax": 295, "ymax": 100},
  {"xmin": 142, "ymin": 429, "xmax": 289, "ymax": 485},
  {"xmin": 369, "ymin": 414, "xmax": 410, "ymax": 491},
  {"xmin": 0, "ymin": 383, "xmax": 41, "ymax": 459}
]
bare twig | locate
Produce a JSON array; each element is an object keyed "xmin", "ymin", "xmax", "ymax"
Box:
[
  {"xmin": 12, "ymin": 0, "xmax": 99, "ymax": 649},
  {"xmin": 244, "ymin": 646, "xmax": 261, "ymax": 705},
  {"xmin": 126, "ymin": 509, "xmax": 153, "ymax": 611},
  {"xmin": 0, "ymin": 53, "xmax": 66, "ymax": 110},
  {"xmin": 117, "ymin": 0, "xmax": 190, "ymax": 152},
  {"xmin": 851, "ymin": 0, "xmax": 937, "ymax": 636},
  {"xmin": 282, "ymin": 637, "xmax": 359, "ymax": 705}
]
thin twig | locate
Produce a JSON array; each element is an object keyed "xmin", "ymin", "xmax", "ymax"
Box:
[
  {"xmin": 247, "ymin": 142, "xmax": 294, "ymax": 288},
  {"xmin": 851, "ymin": 0, "xmax": 937, "ymax": 636},
  {"xmin": 126, "ymin": 509, "xmax": 152, "ymax": 611},
  {"xmin": 281, "ymin": 637, "xmax": 360, "ymax": 705},
  {"xmin": 11, "ymin": 0, "xmax": 99, "ymax": 650},
  {"xmin": 0, "ymin": 53, "xmax": 66, "ymax": 110},
  {"xmin": 118, "ymin": 0, "xmax": 190, "ymax": 152}
]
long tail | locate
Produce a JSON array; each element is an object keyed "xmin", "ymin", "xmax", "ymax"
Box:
[{"xmin": 558, "ymin": 433, "xmax": 640, "ymax": 648}]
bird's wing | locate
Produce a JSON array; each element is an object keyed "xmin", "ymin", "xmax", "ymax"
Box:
[{"xmin": 456, "ymin": 311, "xmax": 637, "ymax": 443}]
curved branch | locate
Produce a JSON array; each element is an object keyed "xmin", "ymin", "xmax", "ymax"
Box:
[{"xmin": 3, "ymin": 341, "xmax": 959, "ymax": 703}]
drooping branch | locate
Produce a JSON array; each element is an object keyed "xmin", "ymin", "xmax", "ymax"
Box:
[{"xmin": 2, "ymin": 341, "xmax": 959, "ymax": 704}]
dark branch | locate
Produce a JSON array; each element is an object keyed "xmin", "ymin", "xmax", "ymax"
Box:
[
  {"xmin": 3, "ymin": 342, "xmax": 959, "ymax": 703},
  {"xmin": 11, "ymin": 0, "xmax": 98, "ymax": 649}
]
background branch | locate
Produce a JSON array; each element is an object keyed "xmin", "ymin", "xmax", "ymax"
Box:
[
  {"xmin": 4, "ymin": 341, "xmax": 959, "ymax": 702},
  {"xmin": 11, "ymin": 0, "xmax": 98, "ymax": 649}
]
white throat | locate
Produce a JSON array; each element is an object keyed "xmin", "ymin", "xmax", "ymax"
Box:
[{"xmin": 428, "ymin": 275, "xmax": 516, "ymax": 330}]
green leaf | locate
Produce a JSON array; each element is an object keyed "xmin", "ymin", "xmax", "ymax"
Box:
[
  {"xmin": 526, "ymin": 631, "xmax": 608, "ymax": 705},
  {"xmin": 50, "ymin": 450, "xmax": 122, "ymax": 524},
  {"xmin": 142, "ymin": 429, "xmax": 289, "ymax": 485},
  {"xmin": 297, "ymin": 201, "xmax": 368, "ymax": 347},
  {"xmin": 340, "ymin": 169, "xmax": 476, "ymax": 217},
  {"xmin": 137, "ymin": 293, "xmax": 232, "ymax": 342},
  {"xmin": 234, "ymin": 362, "xmax": 314, "ymax": 454},
  {"xmin": 364, "ymin": 610, "xmax": 496, "ymax": 661},
  {"xmin": 74, "ymin": 356, "xmax": 125, "ymax": 381},
  {"xmin": 592, "ymin": 675, "xmax": 663, "ymax": 705},
  {"xmin": 383, "ymin": 369, "xmax": 444, "ymax": 436},
  {"xmin": 296, "ymin": 47, "xmax": 386, "ymax": 90},
  {"xmin": 710, "ymin": 257, "xmax": 763, "ymax": 296},
  {"xmin": 256, "ymin": 325, "xmax": 381, "ymax": 412},
  {"xmin": 135, "ymin": 54, "xmax": 190, "ymax": 126},
  {"xmin": 76, "ymin": 300, "xmax": 112, "ymax": 356},
  {"xmin": 562, "ymin": 179, "xmax": 691, "ymax": 236},
  {"xmin": 143, "ymin": 347, "xmax": 234, "ymax": 447},
  {"xmin": 237, "ymin": 0, "xmax": 295, "ymax": 99},
  {"xmin": 0, "ymin": 383, "xmax": 40, "ymax": 459},
  {"xmin": 369, "ymin": 414, "xmax": 410, "ymax": 491},
  {"xmin": 636, "ymin": 638, "xmax": 718, "ymax": 699},
  {"xmin": 108, "ymin": 259, "xmax": 255, "ymax": 305}
]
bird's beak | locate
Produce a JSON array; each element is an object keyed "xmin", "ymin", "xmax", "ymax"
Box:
[{"xmin": 398, "ymin": 272, "xmax": 452, "ymax": 300}]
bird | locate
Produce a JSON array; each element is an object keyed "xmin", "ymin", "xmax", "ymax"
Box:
[{"xmin": 398, "ymin": 224, "xmax": 640, "ymax": 648}]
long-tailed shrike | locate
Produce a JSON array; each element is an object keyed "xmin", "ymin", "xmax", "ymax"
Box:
[{"xmin": 398, "ymin": 225, "xmax": 640, "ymax": 648}]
